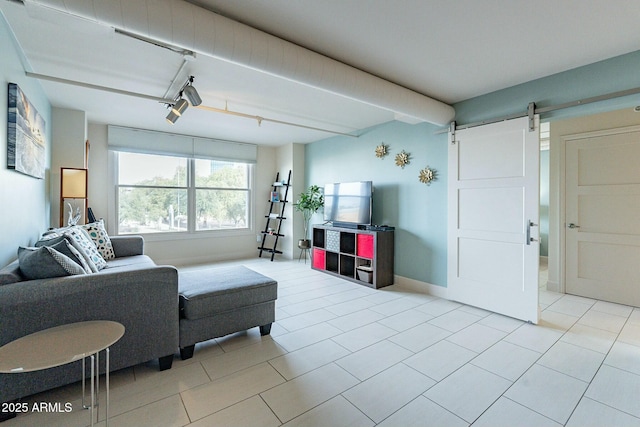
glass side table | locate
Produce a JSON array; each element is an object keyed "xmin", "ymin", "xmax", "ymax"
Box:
[{"xmin": 0, "ymin": 321, "xmax": 125, "ymax": 426}]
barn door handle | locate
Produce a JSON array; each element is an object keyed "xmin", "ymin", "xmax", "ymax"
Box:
[{"xmin": 526, "ymin": 220, "xmax": 538, "ymax": 245}]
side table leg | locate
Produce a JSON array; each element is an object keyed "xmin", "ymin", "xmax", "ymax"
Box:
[
  {"xmin": 96, "ymin": 351, "xmax": 100, "ymax": 421},
  {"xmin": 106, "ymin": 347, "xmax": 110, "ymax": 427},
  {"xmin": 82, "ymin": 356, "xmax": 87, "ymax": 409},
  {"xmin": 90, "ymin": 354, "xmax": 95, "ymax": 427}
]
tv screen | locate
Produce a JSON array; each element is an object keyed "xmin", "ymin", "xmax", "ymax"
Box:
[{"xmin": 324, "ymin": 181, "xmax": 372, "ymax": 225}]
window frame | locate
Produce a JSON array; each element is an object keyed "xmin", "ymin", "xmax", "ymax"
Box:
[{"xmin": 111, "ymin": 151, "xmax": 255, "ymax": 239}]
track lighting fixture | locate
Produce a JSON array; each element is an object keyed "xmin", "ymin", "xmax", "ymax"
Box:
[{"xmin": 164, "ymin": 76, "xmax": 201, "ymax": 124}]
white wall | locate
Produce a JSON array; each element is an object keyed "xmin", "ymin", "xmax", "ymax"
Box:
[
  {"xmin": 87, "ymin": 123, "xmax": 109, "ymax": 222},
  {"xmin": 291, "ymin": 143, "xmax": 306, "ymax": 243},
  {"xmin": 273, "ymin": 144, "xmax": 294, "ymax": 259},
  {"xmin": 261, "ymin": 142, "xmax": 306, "ymax": 261},
  {"xmin": 0, "ymin": 13, "xmax": 52, "ymax": 267},
  {"xmin": 50, "ymin": 107, "xmax": 87, "ymax": 227}
]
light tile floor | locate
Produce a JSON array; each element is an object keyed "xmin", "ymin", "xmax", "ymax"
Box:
[{"xmin": 7, "ymin": 257, "xmax": 640, "ymax": 426}]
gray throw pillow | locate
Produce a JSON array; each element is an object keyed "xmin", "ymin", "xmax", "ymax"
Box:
[
  {"xmin": 18, "ymin": 246, "xmax": 86, "ymax": 280},
  {"xmin": 35, "ymin": 236, "xmax": 92, "ymax": 274}
]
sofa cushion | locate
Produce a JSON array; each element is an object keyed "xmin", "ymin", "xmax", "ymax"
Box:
[
  {"xmin": 81, "ymin": 220, "xmax": 115, "ymax": 260},
  {"xmin": 104, "ymin": 255, "xmax": 156, "ymax": 271},
  {"xmin": 178, "ymin": 266, "xmax": 278, "ymax": 320},
  {"xmin": 18, "ymin": 246, "xmax": 87, "ymax": 280}
]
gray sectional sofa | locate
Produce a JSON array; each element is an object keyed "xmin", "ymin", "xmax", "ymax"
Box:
[{"xmin": 0, "ymin": 236, "xmax": 179, "ymax": 406}]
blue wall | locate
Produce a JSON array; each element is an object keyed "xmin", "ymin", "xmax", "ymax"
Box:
[
  {"xmin": 0, "ymin": 12, "xmax": 52, "ymax": 267},
  {"xmin": 306, "ymin": 49, "xmax": 640, "ymax": 287},
  {"xmin": 305, "ymin": 121, "xmax": 449, "ymax": 286},
  {"xmin": 454, "ymin": 50, "xmax": 640, "ymax": 125}
]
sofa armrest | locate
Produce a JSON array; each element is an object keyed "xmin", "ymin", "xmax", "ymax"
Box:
[{"xmin": 110, "ymin": 235, "xmax": 144, "ymax": 257}]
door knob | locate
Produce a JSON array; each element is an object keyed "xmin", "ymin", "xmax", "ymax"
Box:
[{"xmin": 568, "ymin": 223, "xmax": 580, "ymax": 229}]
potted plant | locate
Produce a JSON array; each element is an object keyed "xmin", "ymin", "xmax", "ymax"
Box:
[{"xmin": 294, "ymin": 185, "xmax": 324, "ymax": 249}]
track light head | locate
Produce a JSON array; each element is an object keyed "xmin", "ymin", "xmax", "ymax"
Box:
[
  {"xmin": 166, "ymin": 109, "xmax": 180, "ymax": 124},
  {"xmin": 183, "ymin": 85, "xmax": 202, "ymax": 106},
  {"xmin": 171, "ymin": 98, "xmax": 189, "ymax": 116}
]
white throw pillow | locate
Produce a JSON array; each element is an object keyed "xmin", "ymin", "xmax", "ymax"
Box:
[
  {"xmin": 81, "ymin": 219, "xmax": 116, "ymax": 260},
  {"xmin": 63, "ymin": 227, "xmax": 106, "ymax": 271}
]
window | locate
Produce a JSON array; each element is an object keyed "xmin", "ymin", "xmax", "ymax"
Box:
[
  {"xmin": 194, "ymin": 159, "xmax": 250, "ymax": 231},
  {"xmin": 116, "ymin": 152, "xmax": 251, "ymax": 234}
]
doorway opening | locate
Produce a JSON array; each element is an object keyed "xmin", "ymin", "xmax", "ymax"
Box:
[{"xmin": 543, "ymin": 107, "xmax": 640, "ymax": 306}]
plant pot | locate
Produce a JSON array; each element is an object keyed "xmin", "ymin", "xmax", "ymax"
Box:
[{"xmin": 298, "ymin": 239, "xmax": 311, "ymax": 249}]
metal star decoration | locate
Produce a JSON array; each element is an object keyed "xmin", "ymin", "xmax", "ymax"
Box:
[
  {"xmin": 375, "ymin": 143, "xmax": 389, "ymax": 158},
  {"xmin": 395, "ymin": 150, "xmax": 410, "ymax": 168},
  {"xmin": 419, "ymin": 166, "xmax": 437, "ymax": 185}
]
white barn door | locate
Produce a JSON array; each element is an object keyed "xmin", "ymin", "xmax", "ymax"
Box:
[{"xmin": 448, "ymin": 116, "xmax": 540, "ymax": 323}]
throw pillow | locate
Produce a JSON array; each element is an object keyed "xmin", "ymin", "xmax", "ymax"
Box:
[
  {"xmin": 62, "ymin": 240, "xmax": 94, "ymax": 274},
  {"xmin": 63, "ymin": 227, "xmax": 106, "ymax": 272},
  {"xmin": 81, "ymin": 219, "xmax": 115, "ymax": 260},
  {"xmin": 35, "ymin": 234, "xmax": 94, "ymax": 274},
  {"xmin": 18, "ymin": 246, "xmax": 86, "ymax": 280},
  {"xmin": 35, "ymin": 233, "xmax": 66, "ymax": 246}
]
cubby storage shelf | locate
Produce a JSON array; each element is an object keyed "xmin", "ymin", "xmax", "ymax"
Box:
[{"xmin": 311, "ymin": 224, "xmax": 394, "ymax": 289}]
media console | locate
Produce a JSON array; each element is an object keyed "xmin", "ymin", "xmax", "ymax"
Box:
[{"xmin": 311, "ymin": 224, "xmax": 394, "ymax": 289}]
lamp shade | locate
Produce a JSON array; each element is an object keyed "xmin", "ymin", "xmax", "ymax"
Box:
[{"xmin": 61, "ymin": 168, "xmax": 87, "ymax": 198}]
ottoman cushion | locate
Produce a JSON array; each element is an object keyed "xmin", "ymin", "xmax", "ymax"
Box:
[{"xmin": 179, "ymin": 266, "xmax": 277, "ymax": 320}]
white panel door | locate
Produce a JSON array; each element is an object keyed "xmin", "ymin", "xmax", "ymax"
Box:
[
  {"xmin": 566, "ymin": 126, "xmax": 640, "ymax": 306},
  {"xmin": 448, "ymin": 116, "xmax": 540, "ymax": 323}
]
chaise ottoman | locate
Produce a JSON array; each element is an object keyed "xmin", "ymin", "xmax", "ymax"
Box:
[{"xmin": 178, "ymin": 265, "xmax": 278, "ymax": 359}]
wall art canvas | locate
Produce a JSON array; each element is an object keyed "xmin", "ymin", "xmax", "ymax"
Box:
[{"xmin": 7, "ymin": 83, "xmax": 46, "ymax": 179}]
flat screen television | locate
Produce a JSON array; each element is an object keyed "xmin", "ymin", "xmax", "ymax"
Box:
[{"xmin": 323, "ymin": 181, "xmax": 372, "ymax": 227}]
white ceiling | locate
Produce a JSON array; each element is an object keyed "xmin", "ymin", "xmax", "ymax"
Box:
[{"xmin": 2, "ymin": 0, "xmax": 639, "ymax": 146}]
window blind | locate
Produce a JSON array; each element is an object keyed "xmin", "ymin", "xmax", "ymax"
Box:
[{"xmin": 107, "ymin": 126, "xmax": 257, "ymax": 163}]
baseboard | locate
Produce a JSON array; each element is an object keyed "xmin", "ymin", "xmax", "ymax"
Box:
[
  {"xmin": 393, "ymin": 275, "xmax": 450, "ymax": 299},
  {"xmin": 546, "ymin": 280, "xmax": 561, "ymax": 293},
  {"xmin": 159, "ymin": 251, "xmax": 257, "ymax": 267}
]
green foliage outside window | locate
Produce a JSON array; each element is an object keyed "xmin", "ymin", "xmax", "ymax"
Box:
[{"xmin": 118, "ymin": 155, "xmax": 250, "ymax": 234}]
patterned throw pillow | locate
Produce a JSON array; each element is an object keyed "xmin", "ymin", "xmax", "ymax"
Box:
[
  {"xmin": 35, "ymin": 235, "xmax": 93, "ymax": 274},
  {"xmin": 81, "ymin": 219, "xmax": 115, "ymax": 260},
  {"xmin": 63, "ymin": 227, "xmax": 107, "ymax": 271},
  {"xmin": 62, "ymin": 240, "xmax": 94, "ymax": 274},
  {"xmin": 18, "ymin": 246, "xmax": 86, "ymax": 279}
]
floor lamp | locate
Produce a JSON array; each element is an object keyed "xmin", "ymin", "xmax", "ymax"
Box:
[{"xmin": 60, "ymin": 167, "xmax": 88, "ymax": 227}]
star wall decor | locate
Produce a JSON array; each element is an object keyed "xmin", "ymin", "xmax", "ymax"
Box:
[
  {"xmin": 395, "ymin": 150, "xmax": 410, "ymax": 168},
  {"xmin": 375, "ymin": 143, "xmax": 389, "ymax": 159},
  {"xmin": 419, "ymin": 166, "xmax": 437, "ymax": 185}
]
